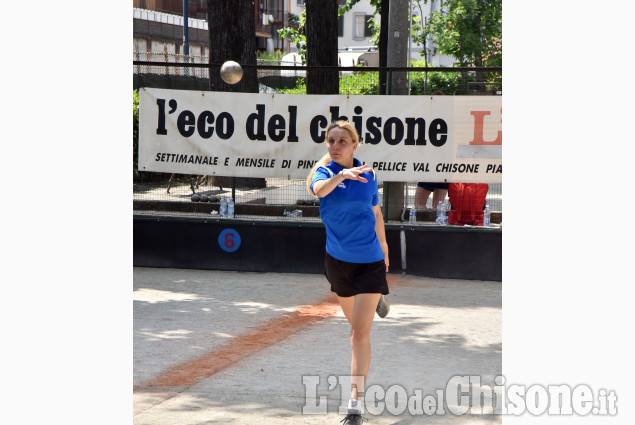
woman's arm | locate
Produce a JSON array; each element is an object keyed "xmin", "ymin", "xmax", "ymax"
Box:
[
  {"xmin": 312, "ymin": 164, "xmax": 373, "ymax": 198},
  {"xmin": 373, "ymin": 204, "xmax": 389, "ymax": 272}
]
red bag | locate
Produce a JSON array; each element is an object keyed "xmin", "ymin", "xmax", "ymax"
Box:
[{"xmin": 448, "ymin": 183, "xmax": 489, "ymax": 225}]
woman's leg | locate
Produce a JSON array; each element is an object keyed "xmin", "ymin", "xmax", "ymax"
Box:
[
  {"xmin": 338, "ymin": 295, "xmax": 355, "ymax": 325},
  {"xmin": 432, "ymin": 188, "xmax": 448, "ymax": 208},
  {"xmin": 414, "ymin": 186, "xmax": 432, "ymax": 209},
  {"xmin": 338, "ymin": 293, "xmax": 381, "ymax": 400}
]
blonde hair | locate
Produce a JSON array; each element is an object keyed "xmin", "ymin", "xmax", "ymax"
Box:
[{"xmin": 306, "ymin": 120, "xmax": 360, "ymax": 197}]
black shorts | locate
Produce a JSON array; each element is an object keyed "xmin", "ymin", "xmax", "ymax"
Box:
[
  {"xmin": 324, "ymin": 252, "xmax": 389, "ymax": 297},
  {"xmin": 417, "ymin": 182, "xmax": 449, "ymax": 191}
]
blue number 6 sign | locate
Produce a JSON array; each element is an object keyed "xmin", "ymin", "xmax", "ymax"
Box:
[{"xmin": 218, "ymin": 228, "xmax": 241, "ymax": 252}]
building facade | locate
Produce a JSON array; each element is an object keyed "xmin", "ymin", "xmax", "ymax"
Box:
[
  {"xmin": 132, "ymin": 0, "xmax": 454, "ymax": 66},
  {"xmin": 133, "ymin": 0, "xmax": 286, "ymax": 60}
]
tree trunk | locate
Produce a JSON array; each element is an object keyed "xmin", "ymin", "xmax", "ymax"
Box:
[
  {"xmin": 385, "ymin": 0, "xmax": 408, "ymax": 220},
  {"xmin": 378, "ymin": 0, "xmax": 389, "ymax": 95},
  {"xmin": 207, "ymin": 0, "xmax": 258, "ymax": 93},
  {"xmin": 206, "ymin": 0, "xmax": 262, "ymax": 189},
  {"xmin": 473, "ymin": 3, "xmax": 485, "ymax": 92},
  {"xmin": 305, "ymin": 0, "xmax": 339, "ymax": 94},
  {"xmin": 387, "ymin": 0, "xmax": 408, "ymax": 95},
  {"xmin": 473, "ymin": 55, "xmax": 486, "ymax": 93}
]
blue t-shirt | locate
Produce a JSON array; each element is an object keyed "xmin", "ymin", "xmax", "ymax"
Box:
[{"xmin": 310, "ymin": 158, "xmax": 384, "ymax": 264}]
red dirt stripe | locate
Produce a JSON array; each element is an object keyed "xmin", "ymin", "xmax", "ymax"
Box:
[
  {"xmin": 139, "ymin": 293, "xmax": 340, "ymax": 390},
  {"xmin": 387, "ymin": 274, "xmax": 425, "ymax": 287},
  {"xmin": 137, "ymin": 276, "xmax": 419, "ymax": 391}
]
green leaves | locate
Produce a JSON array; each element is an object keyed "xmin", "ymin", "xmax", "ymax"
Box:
[
  {"xmin": 340, "ymin": 71, "xmax": 379, "ymax": 95},
  {"xmin": 277, "ymin": 10, "xmax": 307, "ymax": 64},
  {"xmin": 277, "ymin": 71, "xmax": 379, "ymax": 95},
  {"xmin": 420, "ymin": 0, "xmax": 501, "ymax": 67}
]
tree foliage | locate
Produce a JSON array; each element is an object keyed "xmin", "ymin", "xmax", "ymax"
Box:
[
  {"xmin": 278, "ymin": 63, "xmax": 474, "ymax": 96},
  {"xmin": 417, "ymin": 0, "xmax": 501, "ymax": 67},
  {"xmin": 277, "ymin": 12, "xmax": 307, "ymax": 64}
]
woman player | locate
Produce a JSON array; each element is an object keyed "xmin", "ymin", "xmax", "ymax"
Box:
[{"xmin": 307, "ymin": 120, "xmax": 390, "ymax": 425}]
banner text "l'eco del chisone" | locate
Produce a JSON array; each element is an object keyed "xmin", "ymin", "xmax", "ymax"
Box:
[{"xmin": 155, "ymin": 99, "xmax": 449, "ymax": 147}]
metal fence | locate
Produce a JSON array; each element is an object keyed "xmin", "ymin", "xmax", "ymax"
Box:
[
  {"xmin": 133, "ymin": 56, "xmax": 502, "ymax": 223},
  {"xmin": 134, "ymin": 52, "xmax": 210, "ymax": 78}
]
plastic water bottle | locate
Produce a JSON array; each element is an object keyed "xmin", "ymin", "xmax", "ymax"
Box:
[
  {"xmin": 443, "ymin": 201, "xmax": 449, "ymax": 226},
  {"xmin": 436, "ymin": 201, "xmax": 447, "ymax": 226},
  {"xmin": 409, "ymin": 207, "xmax": 417, "ymax": 224},
  {"xmin": 227, "ymin": 197, "xmax": 235, "ymax": 219},
  {"xmin": 483, "ymin": 203, "xmax": 490, "ymax": 227},
  {"xmin": 219, "ymin": 195, "xmax": 227, "ymax": 218}
]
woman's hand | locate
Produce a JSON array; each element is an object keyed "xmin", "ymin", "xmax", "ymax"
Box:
[
  {"xmin": 312, "ymin": 164, "xmax": 373, "ymax": 198},
  {"xmin": 341, "ymin": 164, "xmax": 373, "ymax": 182},
  {"xmin": 381, "ymin": 242, "xmax": 389, "ymax": 272},
  {"xmin": 373, "ymin": 204, "xmax": 389, "ymax": 273}
]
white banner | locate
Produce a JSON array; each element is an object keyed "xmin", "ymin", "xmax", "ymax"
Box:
[{"xmin": 139, "ymin": 87, "xmax": 502, "ymax": 183}]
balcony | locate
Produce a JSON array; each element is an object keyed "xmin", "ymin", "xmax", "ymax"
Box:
[{"xmin": 255, "ymin": 3, "xmax": 284, "ymax": 38}]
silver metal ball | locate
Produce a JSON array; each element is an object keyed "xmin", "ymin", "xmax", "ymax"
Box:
[{"xmin": 220, "ymin": 61, "xmax": 243, "ymax": 84}]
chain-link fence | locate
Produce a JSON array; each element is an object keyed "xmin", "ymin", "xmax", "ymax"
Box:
[
  {"xmin": 134, "ymin": 52, "xmax": 210, "ymax": 78},
  {"xmin": 133, "ymin": 56, "xmax": 502, "ymax": 224}
]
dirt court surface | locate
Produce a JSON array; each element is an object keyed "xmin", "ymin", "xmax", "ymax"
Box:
[{"xmin": 134, "ymin": 267, "xmax": 501, "ymax": 425}]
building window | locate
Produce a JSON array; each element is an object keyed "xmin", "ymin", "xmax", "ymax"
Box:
[
  {"xmin": 353, "ymin": 14, "xmax": 374, "ymax": 39},
  {"xmin": 338, "ymin": 15, "xmax": 344, "ymax": 37},
  {"xmin": 297, "ymin": 0, "xmax": 305, "ymax": 5}
]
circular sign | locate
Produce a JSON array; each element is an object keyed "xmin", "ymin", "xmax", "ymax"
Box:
[{"xmin": 218, "ymin": 228, "xmax": 241, "ymax": 252}]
